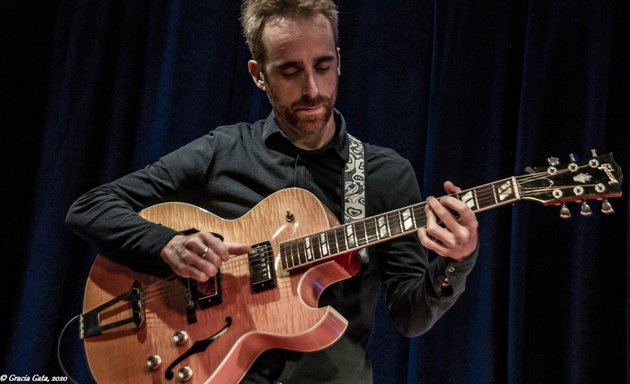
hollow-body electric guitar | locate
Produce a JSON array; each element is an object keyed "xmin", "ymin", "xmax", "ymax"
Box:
[{"xmin": 81, "ymin": 151, "xmax": 622, "ymax": 383}]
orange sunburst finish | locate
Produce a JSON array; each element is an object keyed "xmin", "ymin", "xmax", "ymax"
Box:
[{"xmin": 83, "ymin": 188, "xmax": 360, "ymax": 384}]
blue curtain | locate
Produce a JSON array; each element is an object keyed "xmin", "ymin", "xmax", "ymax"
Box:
[{"xmin": 2, "ymin": 1, "xmax": 628, "ymax": 383}]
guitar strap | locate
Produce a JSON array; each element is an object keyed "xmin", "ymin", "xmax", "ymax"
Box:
[
  {"xmin": 344, "ymin": 133, "xmax": 369, "ymax": 263},
  {"xmin": 343, "ymin": 133, "xmax": 365, "ymax": 223}
]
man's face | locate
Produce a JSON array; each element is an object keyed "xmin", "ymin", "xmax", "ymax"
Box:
[{"xmin": 251, "ymin": 14, "xmax": 340, "ymax": 148}]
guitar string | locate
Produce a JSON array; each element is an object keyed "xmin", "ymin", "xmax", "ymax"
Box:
[
  {"xmin": 139, "ymin": 166, "xmax": 605, "ymax": 304},
  {"xmin": 140, "ymin": 263, "xmax": 297, "ymax": 308},
  {"xmin": 247, "ymin": 167, "xmax": 607, "ymax": 269},
  {"xmin": 241, "ymin": 168, "xmax": 600, "ymax": 269}
]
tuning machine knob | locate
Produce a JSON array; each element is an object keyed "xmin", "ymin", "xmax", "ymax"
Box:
[
  {"xmin": 601, "ymin": 199, "xmax": 615, "ymax": 214},
  {"xmin": 580, "ymin": 201, "xmax": 593, "ymax": 216},
  {"xmin": 559, "ymin": 203, "xmax": 572, "ymax": 219}
]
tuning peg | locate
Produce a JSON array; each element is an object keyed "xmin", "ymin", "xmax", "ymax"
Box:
[
  {"xmin": 547, "ymin": 157, "xmax": 560, "ymax": 166},
  {"xmin": 601, "ymin": 199, "xmax": 615, "ymax": 215},
  {"xmin": 580, "ymin": 201, "xmax": 593, "ymax": 216},
  {"xmin": 524, "ymin": 166, "xmax": 535, "ymax": 174},
  {"xmin": 560, "ymin": 203, "xmax": 572, "ymax": 219},
  {"xmin": 590, "ymin": 149, "xmax": 598, "ymax": 158},
  {"xmin": 569, "ymin": 153, "xmax": 578, "ymax": 162}
]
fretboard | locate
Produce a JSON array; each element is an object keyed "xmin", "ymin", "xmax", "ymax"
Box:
[{"xmin": 280, "ymin": 177, "xmax": 521, "ymax": 270}]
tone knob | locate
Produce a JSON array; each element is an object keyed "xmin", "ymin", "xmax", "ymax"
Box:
[
  {"xmin": 178, "ymin": 366, "xmax": 194, "ymax": 382},
  {"xmin": 146, "ymin": 355, "xmax": 162, "ymax": 371},
  {"xmin": 173, "ymin": 331, "xmax": 189, "ymax": 346}
]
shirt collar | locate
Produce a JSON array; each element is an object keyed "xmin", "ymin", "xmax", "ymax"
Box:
[{"xmin": 262, "ymin": 108, "xmax": 349, "ymax": 162}]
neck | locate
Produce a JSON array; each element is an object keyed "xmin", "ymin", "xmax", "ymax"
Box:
[{"xmin": 280, "ymin": 119, "xmax": 337, "ymax": 151}]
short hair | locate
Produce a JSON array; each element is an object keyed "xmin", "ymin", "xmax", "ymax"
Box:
[{"xmin": 240, "ymin": 0, "xmax": 339, "ymax": 62}]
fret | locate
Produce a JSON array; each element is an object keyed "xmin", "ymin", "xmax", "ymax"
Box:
[
  {"xmin": 345, "ymin": 224, "xmax": 357, "ymax": 248},
  {"xmin": 412, "ymin": 204, "xmax": 425, "ymax": 228},
  {"xmin": 354, "ymin": 221, "xmax": 368, "ymax": 247},
  {"xmin": 480, "ymin": 185, "xmax": 498, "ymax": 209},
  {"xmin": 310, "ymin": 235, "xmax": 320, "ymax": 261},
  {"xmin": 336, "ymin": 226, "xmax": 348, "ymax": 252},
  {"xmin": 328, "ymin": 228, "xmax": 340, "ymax": 254},
  {"xmin": 313, "ymin": 234, "xmax": 324, "ymax": 260},
  {"xmin": 361, "ymin": 218, "xmax": 374, "ymax": 243},
  {"xmin": 286, "ymin": 241, "xmax": 295, "ymax": 267},
  {"xmin": 319, "ymin": 232, "xmax": 329, "ymax": 257},
  {"xmin": 283, "ymin": 241, "xmax": 297, "ymax": 269},
  {"xmin": 280, "ymin": 243, "xmax": 288, "ymax": 269},
  {"xmin": 491, "ymin": 183, "xmax": 499, "ymax": 206},
  {"xmin": 387, "ymin": 211, "xmax": 403, "ymax": 236},
  {"xmin": 477, "ymin": 185, "xmax": 496, "ymax": 209},
  {"xmin": 459, "ymin": 189, "xmax": 478, "ymax": 211},
  {"xmin": 495, "ymin": 179, "xmax": 516, "ymax": 203},
  {"xmin": 376, "ymin": 215, "xmax": 388, "ymax": 239},
  {"xmin": 400, "ymin": 207, "xmax": 415, "ymax": 231},
  {"xmin": 294, "ymin": 239, "xmax": 304, "ymax": 265},
  {"xmin": 304, "ymin": 237, "xmax": 314, "ymax": 262}
]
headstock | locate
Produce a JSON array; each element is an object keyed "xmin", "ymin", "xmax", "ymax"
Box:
[{"xmin": 517, "ymin": 150, "xmax": 623, "ymax": 218}]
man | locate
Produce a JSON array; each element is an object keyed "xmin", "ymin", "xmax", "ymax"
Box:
[{"xmin": 67, "ymin": 0, "xmax": 478, "ymax": 382}]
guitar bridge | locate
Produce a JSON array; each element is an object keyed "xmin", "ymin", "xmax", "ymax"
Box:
[
  {"xmin": 80, "ymin": 281, "xmax": 144, "ymax": 339},
  {"xmin": 249, "ymin": 241, "xmax": 276, "ymax": 292}
]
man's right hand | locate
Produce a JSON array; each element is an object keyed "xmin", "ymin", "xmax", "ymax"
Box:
[{"xmin": 160, "ymin": 232, "xmax": 251, "ymax": 281}]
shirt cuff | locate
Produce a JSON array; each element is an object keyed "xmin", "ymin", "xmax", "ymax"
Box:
[{"xmin": 435, "ymin": 245, "xmax": 478, "ymax": 297}]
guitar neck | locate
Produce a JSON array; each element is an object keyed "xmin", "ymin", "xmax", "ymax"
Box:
[{"xmin": 280, "ymin": 176, "xmax": 520, "ymax": 270}]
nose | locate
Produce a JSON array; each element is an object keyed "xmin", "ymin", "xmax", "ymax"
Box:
[{"xmin": 302, "ymin": 70, "xmax": 319, "ymax": 99}]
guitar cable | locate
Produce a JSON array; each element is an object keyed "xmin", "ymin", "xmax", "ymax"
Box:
[{"xmin": 56, "ymin": 314, "xmax": 82, "ymax": 384}]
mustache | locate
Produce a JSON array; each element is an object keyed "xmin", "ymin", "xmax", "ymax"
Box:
[{"xmin": 292, "ymin": 95, "xmax": 332, "ymax": 109}]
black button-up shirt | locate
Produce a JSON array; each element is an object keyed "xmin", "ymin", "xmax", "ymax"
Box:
[{"xmin": 67, "ymin": 109, "xmax": 476, "ymax": 383}]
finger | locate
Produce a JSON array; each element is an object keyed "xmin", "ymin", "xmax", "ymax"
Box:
[
  {"xmin": 439, "ymin": 195, "xmax": 478, "ymax": 228},
  {"xmin": 197, "ymin": 232, "xmax": 229, "ymax": 257},
  {"xmin": 226, "ymin": 243, "xmax": 252, "ymax": 260},
  {"xmin": 443, "ymin": 180, "xmax": 462, "ymax": 194},
  {"xmin": 182, "ymin": 234, "xmax": 212, "ymax": 258},
  {"xmin": 165, "ymin": 249, "xmax": 214, "ymax": 281},
  {"xmin": 188, "ymin": 255, "xmax": 219, "ymax": 280},
  {"xmin": 179, "ymin": 263, "xmax": 216, "ymax": 282},
  {"xmin": 423, "ymin": 197, "xmax": 457, "ymax": 245},
  {"xmin": 418, "ymin": 230, "xmax": 450, "ymax": 255},
  {"xmin": 426, "ymin": 196, "xmax": 462, "ymax": 235},
  {"xmin": 424, "ymin": 197, "xmax": 438, "ymax": 228}
]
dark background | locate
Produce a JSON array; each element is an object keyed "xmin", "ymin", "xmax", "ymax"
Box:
[{"xmin": 2, "ymin": 1, "xmax": 628, "ymax": 383}]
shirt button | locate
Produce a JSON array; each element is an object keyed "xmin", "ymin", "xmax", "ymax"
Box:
[{"xmin": 447, "ymin": 266, "xmax": 456, "ymax": 273}]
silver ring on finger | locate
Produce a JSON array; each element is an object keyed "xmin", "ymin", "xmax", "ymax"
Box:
[{"xmin": 199, "ymin": 246, "xmax": 209, "ymax": 259}]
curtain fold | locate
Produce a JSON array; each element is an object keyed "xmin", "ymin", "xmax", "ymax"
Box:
[{"xmin": 2, "ymin": 1, "xmax": 628, "ymax": 382}]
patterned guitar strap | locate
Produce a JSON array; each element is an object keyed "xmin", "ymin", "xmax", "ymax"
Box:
[{"xmin": 344, "ymin": 134, "xmax": 368, "ymax": 262}]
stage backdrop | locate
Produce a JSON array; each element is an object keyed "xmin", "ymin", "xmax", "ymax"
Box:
[{"xmin": 2, "ymin": 1, "xmax": 629, "ymax": 383}]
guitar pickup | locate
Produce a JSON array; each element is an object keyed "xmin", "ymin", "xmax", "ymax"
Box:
[
  {"xmin": 191, "ymin": 272, "xmax": 223, "ymax": 309},
  {"xmin": 249, "ymin": 241, "xmax": 276, "ymax": 293}
]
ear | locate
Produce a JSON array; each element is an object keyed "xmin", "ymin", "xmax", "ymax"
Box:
[
  {"xmin": 336, "ymin": 47, "xmax": 341, "ymax": 76},
  {"xmin": 248, "ymin": 60, "xmax": 266, "ymax": 90}
]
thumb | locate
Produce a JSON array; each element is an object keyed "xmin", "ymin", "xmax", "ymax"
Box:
[{"xmin": 443, "ymin": 180, "xmax": 462, "ymax": 194}]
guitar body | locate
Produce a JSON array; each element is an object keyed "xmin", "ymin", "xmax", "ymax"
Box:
[{"xmin": 83, "ymin": 188, "xmax": 361, "ymax": 383}]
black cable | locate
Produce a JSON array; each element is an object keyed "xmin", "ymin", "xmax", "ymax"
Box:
[{"xmin": 56, "ymin": 314, "xmax": 81, "ymax": 384}]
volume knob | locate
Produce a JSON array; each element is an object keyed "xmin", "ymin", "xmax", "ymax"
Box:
[{"xmin": 178, "ymin": 366, "xmax": 194, "ymax": 382}]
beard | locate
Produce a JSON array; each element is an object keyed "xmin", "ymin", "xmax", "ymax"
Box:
[{"xmin": 267, "ymin": 88, "xmax": 337, "ymax": 137}]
